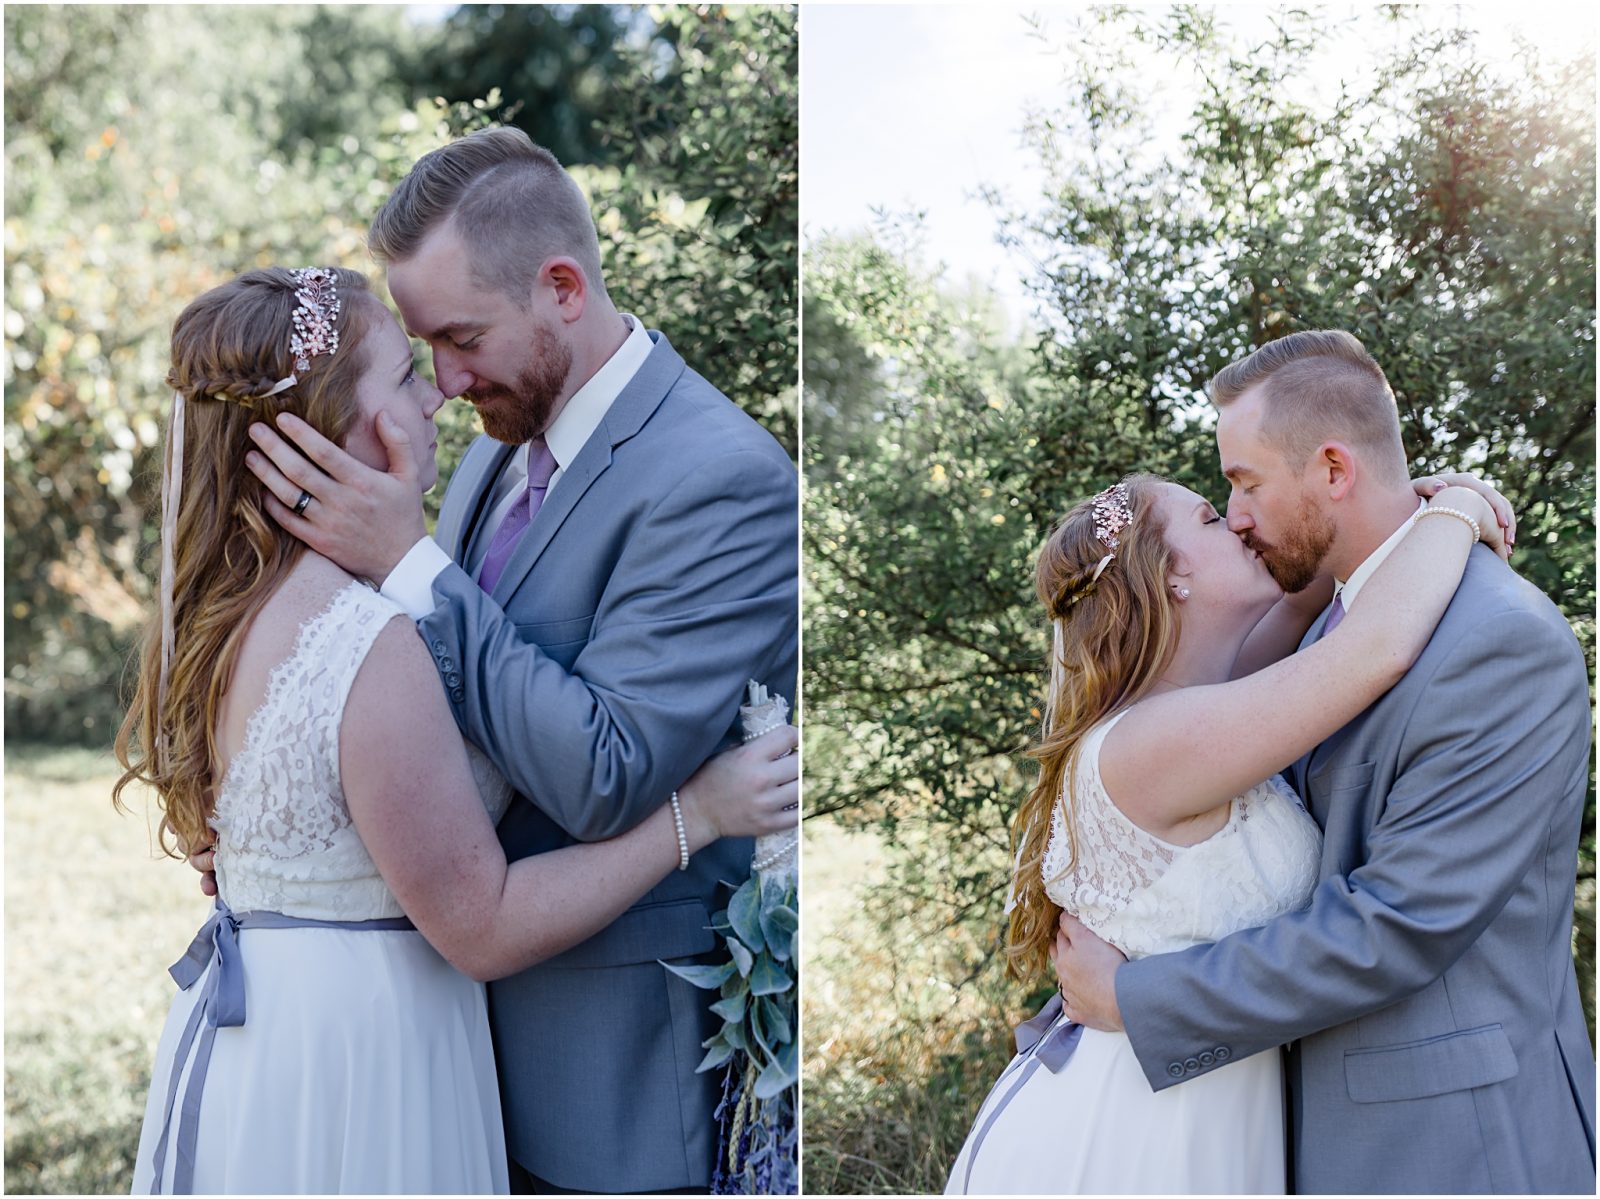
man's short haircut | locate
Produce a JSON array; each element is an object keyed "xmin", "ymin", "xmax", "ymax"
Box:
[
  {"xmin": 368, "ymin": 125, "xmax": 607, "ymax": 307},
  {"xmin": 1209, "ymin": 329, "xmax": 1409, "ymax": 485}
]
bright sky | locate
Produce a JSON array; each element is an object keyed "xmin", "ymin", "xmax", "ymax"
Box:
[
  {"xmin": 405, "ymin": 4, "xmax": 453, "ymax": 24},
  {"xmin": 802, "ymin": 3, "xmax": 1597, "ymax": 334}
]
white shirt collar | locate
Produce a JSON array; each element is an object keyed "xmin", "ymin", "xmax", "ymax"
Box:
[
  {"xmin": 542, "ymin": 313, "xmax": 653, "ymax": 479},
  {"xmin": 1335, "ymin": 497, "xmax": 1427, "ymax": 611}
]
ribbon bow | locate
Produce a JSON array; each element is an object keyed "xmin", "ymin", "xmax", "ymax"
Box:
[
  {"xmin": 143, "ymin": 900, "xmax": 418, "ymax": 1191},
  {"xmin": 957, "ymin": 993, "xmax": 1086, "ymax": 1191},
  {"xmin": 1013, "ymin": 991, "xmax": 1084, "ymax": 1073},
  {"xmin": 147, "ymin": 901, "xmax": 247, "ymax": 1192},
  {"xmin": 167, "ymin": 901, "xmax": 247, "ymax": 1026}
]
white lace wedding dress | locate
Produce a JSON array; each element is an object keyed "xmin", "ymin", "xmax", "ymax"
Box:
[
  {"xmin": 131, "ymin": 582, "xmax": 513, "ymax": 1194},
  {"xmin": 947, "ymin": 707, "xmax": 1322, "ymax": 1195}
]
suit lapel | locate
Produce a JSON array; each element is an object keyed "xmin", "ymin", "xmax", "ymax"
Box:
[
  {"xmin": 1290, "ymin": 604, "xmax": 1338, "ymax": 804},
  {"xmin": 488, "ymin": 331, "xmax": 687, "ymax": 605},
  {"xmin": 488, "ymin": 437, "xmax": 612, "ymax": 604},
  {"xmin": 596, "ymin": 330, "xmax": 687, "ymax": 448}
]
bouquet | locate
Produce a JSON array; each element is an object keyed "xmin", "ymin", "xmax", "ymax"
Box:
[{"xmin": 664, "ymin": 682, "xmax": 798, "ymax": 1194}]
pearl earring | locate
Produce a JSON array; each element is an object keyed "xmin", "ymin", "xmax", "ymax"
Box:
[{"xmin": 1176, "ymin": 587, "xmax": 1190, "ymax": 600}]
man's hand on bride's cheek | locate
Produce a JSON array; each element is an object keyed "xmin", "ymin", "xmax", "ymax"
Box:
[
  {"xmin": 1052, "ymin": 911, "xmax": 1127, "ymax": 1032},
  {"xmin": 245, "ymin": 412, "xmax": 425, "ymax": 583}
]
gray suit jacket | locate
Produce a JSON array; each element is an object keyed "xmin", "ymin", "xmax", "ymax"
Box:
[
  {"xmin": 1118, "ymin": 547, "xmax": 1595, "ymax": 1194},
  {"xmin": 417, "ymin": 332, "xmax": 798, "ymax": 1192}
]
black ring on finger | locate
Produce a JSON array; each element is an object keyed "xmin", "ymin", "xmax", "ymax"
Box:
[{"xmin": 293, "ymin": 489, "xmax": 313, "ymax": 516}]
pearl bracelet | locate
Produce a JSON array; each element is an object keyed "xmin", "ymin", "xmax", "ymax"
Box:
[
  {"xmin": 1416, "ymin": 504, "xmax": 1481, "ymax": 543},
  {"xmin": 669, "ymin": 790, "xmax": 690, "ymax": 871}
]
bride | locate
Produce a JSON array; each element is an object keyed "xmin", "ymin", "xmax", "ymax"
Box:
[
  {"xmin": 115, "ymin": 266, "xmax": 797, "ymax": 1194},
  {"xmin": 947, "ymin": 471, "xmax": 1508, "ymax": 1194}
]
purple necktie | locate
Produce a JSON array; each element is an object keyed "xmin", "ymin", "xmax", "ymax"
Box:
[
  {"xmin": 478, "ymin": 439, "xmax": 557, "ymax": 593},
  {"xmin": 1318, "ymin": 593, "xmax": 1346, "ymax": 640}
]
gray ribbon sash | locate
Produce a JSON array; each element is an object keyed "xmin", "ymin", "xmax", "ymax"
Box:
[
  {"xmin": 146, "ymin": 900, "xmax": 415, "ymax": 1194},
  {"xmin": 958, "ymin": 993, "xmax": 1085, "ymax": 1193}
]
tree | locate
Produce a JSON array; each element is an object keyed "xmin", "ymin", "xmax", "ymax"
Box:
[
  {"xmin": 588, "ymin": 5, "xmax": 799, "ymax": 455},
  {"xmin": 805, "ymin": 7, "xmax": 1595, "ymax": 1025},
  {"xmin": 4, "ymin": 5, "xmax": 433, "ymax": 741},
  {"xmin": 402, "ymin": 5, "xmax": 643, "ymax": 166},
  {"xmin": 4, "ymin": 3, "xmax": 799, "ymax": 741}
]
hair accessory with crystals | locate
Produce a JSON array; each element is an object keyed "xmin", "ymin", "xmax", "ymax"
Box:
[
  {"xmin": 1091, "ymin": 481, "xmax": 1133, "ymax": 550},
  {"xmin": 262, "ymin": 267, "xmax": 343, "ymax": 397},
  {"xmin": 288, "ymin": 268, "xmax": 342, "ymax": 371},
  {"xmin": 1056, "ymin": 480, "xmax": 1136, "ymax": 616}
]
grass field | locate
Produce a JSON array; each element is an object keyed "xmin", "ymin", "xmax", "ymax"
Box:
[
  {"xmin": 5, "ymin": 743, "xmax": 209, "ymax": 1195},
  {"xmin": 800, "ymin": 818, "xmax": 1022, "ymax": 1195},
  {"xmin": 12, "ymin": 747, "xmax": 1590, "ymax": 1194}
]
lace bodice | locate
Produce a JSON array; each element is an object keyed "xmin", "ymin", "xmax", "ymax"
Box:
[
  {"xmin": 1041, "ymin": 708, "xmax": 1321, "ymax": 960},
  {"xmin": 211, "ymin": 581, "xmax": 513, "ymax": 921}
]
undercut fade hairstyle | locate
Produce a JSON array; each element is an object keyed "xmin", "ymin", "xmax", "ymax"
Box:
[
  {"xmin": 368, "ymin": 125, "xmax": 608, "ymax": 308},
  {"xmin": 1208, "ymin": 330, "xmax": 1410, "ymax": 486}
]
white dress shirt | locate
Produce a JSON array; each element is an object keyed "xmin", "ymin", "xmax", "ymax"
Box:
[
  {"xmin": 382, "ymin": 314, "xmax": 654, "ymax": 618},
  {"xmin": 1333, "ymin": 497, "xmax": 1427, "ymax": 613}
]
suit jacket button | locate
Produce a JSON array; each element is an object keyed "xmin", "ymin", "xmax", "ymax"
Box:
[
  {"xmin": 1215, "ymin": 1045, "xmax": 1231, "ymax": 1062},
  {"xmin": 440, "ymin": 656, "xmax": 456, "ymax": 673},
  {"xmin": 432, "ymin": 641, "xmax": 447, "ymax": 654},
  {"xmin": 446, "ymin": 673, "xmax": 462, "ymax": 688},
  {"xmin": 450, "ymin": 688, "xmax": 465, "ymax": 704},
  {"xmin": 1167, "ymin": 1062, "xmax": 1185, "ymax": 1078},
  {"xmin": 1184, "ymin": 1057, "xmax": 1201, "ymax": 1072},
  {"xmin": 1199, "ymin": 1050, "xmax": 1215, "ymax": 1067}
]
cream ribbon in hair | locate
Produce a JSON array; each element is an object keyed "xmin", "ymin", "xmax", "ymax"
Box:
[{"xmin": 156, "ymin": 390, "xmax": 185, "ymax": 756}]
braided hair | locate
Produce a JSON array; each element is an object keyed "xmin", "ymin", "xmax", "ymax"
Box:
[
  {"xmin": 1005, "ymin": 473, "xmax": 1184, "ymax": 981},
  {"xmin": 114, "ymin": 267, "xmax": 382, "ymax": 858}
]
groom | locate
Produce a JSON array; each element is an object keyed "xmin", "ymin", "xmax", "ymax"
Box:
[
  {"xmin": 1055, "ymin": 330, "xmax": 1595, "ymax": 1193},
  {"xmin": 243, "ymin": 128, "xmax": 797, "ymax": 1192}
]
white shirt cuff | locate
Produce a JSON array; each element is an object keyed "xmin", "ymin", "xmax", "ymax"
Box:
[{"xmin": 380, "ymin": 536, "xmax": 454, "ymax": 620}]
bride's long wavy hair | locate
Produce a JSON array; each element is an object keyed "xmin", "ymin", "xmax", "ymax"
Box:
[
  {"xmin": 1006, "ymin": 473, "xmax": 1182, "ymax": 981},
  {"xmin": 114, "ymin": 267, "xmax": 381, "ymax": 858}
]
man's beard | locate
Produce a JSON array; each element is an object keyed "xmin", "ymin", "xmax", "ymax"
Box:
[
  {"xmin": 1246, "ymin": 492, "xmax": 1335, "ymax": 594},
  {"xmin": 466, "ymin": 325, "xmax": 574, "ymax": 446}
]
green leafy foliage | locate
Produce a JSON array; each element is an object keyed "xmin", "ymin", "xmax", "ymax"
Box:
[
  {"xmin": 587, "ymin": 5, "xmax": 798, "ymax": 455},
  {"xmin": 758, "ymin": 888, "xmax": 797, "ymax": 960},
  {"xmin": 698, "ymin": 869, "xmax": 798, "ymax": 1192},
  {"xmin": 663, "ymin": 868, "xmax": 799, "ymax": 1189},
  {"xmin": 5, "ymin": 4, "xmax": 441, "ymax": 743},
  {"xmin": 403, "ymin": 5, "xmax": 641, "ymax": 165},
  {"xmin": 5, "ymin": 4, "xmax": 797, "ymax": 744},
  {"xmin": 662, "ymin": 959, "xmax": 737, "ymax": 990},
  {"xmin": 664, "ymin": 872, "xmax": 797, "ymax": 1092},
  {"xmin": 804, "ymin": 5, "xmax": 1596, "ymax": 1084},
  {"xmin": 727, "ymin": 870, "xmax": 766, "ymax": 949}
]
